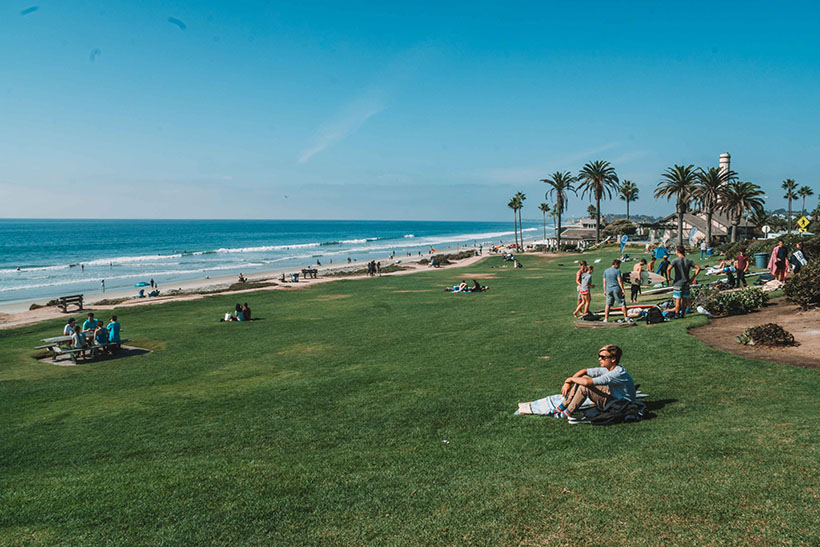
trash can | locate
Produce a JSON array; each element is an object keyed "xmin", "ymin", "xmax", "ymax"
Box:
[{"xmin": 754, "ymin": 253, "xmax": 768, "ymax": 269}]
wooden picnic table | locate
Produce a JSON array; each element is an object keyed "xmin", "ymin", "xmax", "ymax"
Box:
[{"xmin": 35, "ymin": 335, "xmax": 128, "ymax": 364}]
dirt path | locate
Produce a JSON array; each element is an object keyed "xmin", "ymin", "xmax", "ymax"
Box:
[{"xmin": 689, "ymin": 297, "xmax": 820, "ymax": 369}]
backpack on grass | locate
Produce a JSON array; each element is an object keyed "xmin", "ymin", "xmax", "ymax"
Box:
[{"xmin": 645, "ymin": 306, "xmax": 664, "ymax": 325}]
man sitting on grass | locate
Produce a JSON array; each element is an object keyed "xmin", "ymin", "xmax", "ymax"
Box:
[{"xmin": 553, "ymin": 344, "xmax": 636, "ymax": 419}]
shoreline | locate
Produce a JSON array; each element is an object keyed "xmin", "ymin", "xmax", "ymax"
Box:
[{"xmin": 0, "ymin": 247, "xmax": 516, "ymax": 330}]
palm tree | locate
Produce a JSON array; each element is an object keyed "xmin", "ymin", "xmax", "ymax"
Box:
[
  {"xmin": 618, "ymin": 180, "xmax": 639, "ymax": 220},
  {"xmin": 515, "ymin": 191, "xmax": 526, "ymax": 251},
  {"xmin": 539, "ymin": 202, "xmax": 550, "ymax": 240},
  {"xmin": 798, "ymin": 185, "xmax": 814, "ymax": 217},
  {"xmin": 654, "ymin": 164, "xmax": 698, "ymax": 246},
  {"xmin": 508, "ymin": 197, "xmax": 520, "ymax": 251},
  {"xmin": 748, "ymin": 208, "xmax": 770, "ymax": 233},
  {"xmin": 578, "ymin": 160, "xmax": 619, "ymax": 243},
  {"xmin": 541, "ymin": 171, "xmax": 577, "ymax": 250},
  {"xmin": 586, "ymin": 204, "xmax": 597, "ymax": 219},
  {"xmin": 550, "ymin": 204, "xmax": 559, "ymax": 236},
  {"xmin": 721, "ymin": 181, "xmax": 765, "ymax": 242},
  {"xmin": 693, "ymin": 166, "xmax": 735, "ymax": 248},
  {"xmin": 782, "ymin": 179, "xmax": 798, "ymax": 233}
]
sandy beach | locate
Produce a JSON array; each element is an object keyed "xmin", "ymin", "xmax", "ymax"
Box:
[{"xmin": 0, "ymin": 247, "xmax": 503, "ymax": 330}]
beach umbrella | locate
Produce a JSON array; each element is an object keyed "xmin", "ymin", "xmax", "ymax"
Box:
[{"xmin": 135, "ymin": 282, "xmax": 150, "ymax": 287}]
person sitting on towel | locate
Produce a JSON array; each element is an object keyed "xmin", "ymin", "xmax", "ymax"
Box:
[{"xmin": 552, "ymin": 344, "xmax": 636, "ymax": 419}]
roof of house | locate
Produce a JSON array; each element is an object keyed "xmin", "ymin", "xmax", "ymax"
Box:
[
  {"xmin": 559, "ymin": 228, "xmax": 598, "ymax": 241},
  {"xmin": 658, "ymin": 211, "xmax": 752, "ymax": 230}
]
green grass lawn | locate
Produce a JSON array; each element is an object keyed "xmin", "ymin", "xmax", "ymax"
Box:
[{"xmin": 2, "ymin": 252, "xmax": 818, "ymax": 545}]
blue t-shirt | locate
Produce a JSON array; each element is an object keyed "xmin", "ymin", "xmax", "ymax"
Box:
[
  {"xmin": 588, "ymin": 365, "xmax": 636, "ymax": 401},
  {"xmin": 107, "ymin": 321, "xmax": 121, "ymax": 342},
  {"xmin": 82, "ymin": 319, "xmax": 97, "ymax": 331},
  {"xmin": 654, "ymin": 247, "xmax": 668, "ymax": 259},
  {"xmin": 603, "ymin": 267, "xmax": 622, "ymax": 293}
]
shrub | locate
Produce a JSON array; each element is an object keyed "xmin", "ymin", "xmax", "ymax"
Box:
[
  {"xmin": 783, "ymin": 258, "xmax": 820, "ymax": 310},
  {"xmin": 693, "ymin": 286, "xmax": 768, "ymax": 316},
  {"xmin": 719, "ymin": 234, "xmax": 820, "ymax": 262},
  {"xmin": 737, "ymin": 323, "xmax": 796, "ymax": 346}
]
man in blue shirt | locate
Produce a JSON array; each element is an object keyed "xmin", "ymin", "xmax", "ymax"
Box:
[
  {"xmin": 602, "ymin": 259, "xmax": 630, "ymax": 323},
  {"xmin": 553, "ymin": 344, "xmax": 637, "ymax": 418},
  {"xmin": 107, "ymin": 315, "xmax": 121, "ymax": 343},
  {"xmin": 82, "ymin": 312, "xmax": 98, "ymax": 332}
]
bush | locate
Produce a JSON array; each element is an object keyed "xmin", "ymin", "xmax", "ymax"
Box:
[
  {"xmin": 737, "ymin": 323, "xmax": 796, "ymax": 346},
  {"xmin": 783, "ymin": 258, "xmax": 820, "ymax": 310},
  {"xmin": 719, "ymin": 234, "xmax": 820, "ymax": 262},
  {"xmin": 692, "ymin": 286, "xmax": 768, "ymax": 316}
]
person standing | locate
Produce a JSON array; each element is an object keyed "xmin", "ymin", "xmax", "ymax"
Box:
[
  {"xmin": 768, "ymin": 240, "xmax": 789, "ymax": 282},
  {"xmin": 667, "ymin": 245, "xmax": 701, "ymax": 319},
  {"xmin": 700, "ymin": 239, "xmax": 708, "ymax": 259},
  {"xmin": 630, "ymin": 259, "xmax": 646, "ymax": 303},
  {"xmin": 735, "ymin": 250, "xmax": 749, "ymax": 287},
  {"xmin": 573, "ymin": 265, "xmax": 594, "ymax": 318},
  {"xmin": 602, "ymin": 259, "xmax": 630, "ymax": 323},
  {"xmin": 790, "ymin": 242, "xmax": 808, "ymax": 275},
  {"xmin": 101, "ymin": 279, "xmax": 105, "ymax": 293}
]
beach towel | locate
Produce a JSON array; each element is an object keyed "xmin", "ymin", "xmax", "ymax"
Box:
[{"xmin": 515, "ymin": 391, "xmax": 648, "ymax": 416}]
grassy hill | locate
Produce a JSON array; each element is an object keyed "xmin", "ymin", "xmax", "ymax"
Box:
[{"xmin": 1, "ymin": 252, "xmax": 818, "ymax": 544}]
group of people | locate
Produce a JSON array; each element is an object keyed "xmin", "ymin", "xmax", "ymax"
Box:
[
  {"xmin": 367, "ymin": 261, "xmax": 381, "ymax": 276},
  {"xmin": 768, "ymin": 240, "xmax": 809, "ymax": 281},
  {"xmin": 63, "ymin": 313, "xmax": 122, "ymax": 355},
  {"xmin": 574, "ymin": 245, "xmax": 701, "ymax": 321},
  {"xmin": 449, "ymin": 279, "xmax": 489, "ymax": 293},
  {"xmin": 223, "ymin": 303, "xmax": 252, "ymax": 322}
]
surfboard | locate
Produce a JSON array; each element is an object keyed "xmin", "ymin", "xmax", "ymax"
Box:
[{"xmin": 630, "ymin": 270, "xmax": 666, "ymax": 285}]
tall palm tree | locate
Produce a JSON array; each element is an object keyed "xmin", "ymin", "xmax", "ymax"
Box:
[
  {"xmin": 508, "ymin": 197, "xmax": 520, "ymax": 251},
  {"xmin": 550, "ymin": 204, "xmax": 559, "ymax": 236},
  {"xmin": 578, "ymin": 160, "xmax": 619, "ymax": 243},
  {"xmin": 693, "ymin": 166, "xmax": 735, "ymax": 247},
  {"xmin": 541, "ymin": 171, "xmax": 577, "ymax": 250},
  {"xmin": 781, "ymin": 179, "xmax": 798, "ymax": 233},
  {"xmin": 654, "ymin": 164, "xmax": 698, "ymax": 246},
  {"xmin": 586, "ymin": 204, "xmax": 597, "ymax": 219},
  {"xmin": 798, "ymin": 185, "xmax": 814, "ymax": 217},
  {"xmin": 515, "ymin": 191, "xmax": 526, "ymax": 251},
  {"xmin": 721, "ymin": 180, "xmax": 765, "ymax": 242},
  {"xmin": 539, "ymin": 202, "xmax": 550, "ymax": 240},
  {"xmin": 618, "ymin": 180, "xmax": 640, "ymax": 220}
]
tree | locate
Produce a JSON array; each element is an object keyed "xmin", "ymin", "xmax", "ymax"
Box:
[
  {"xmin": 748, "ymin": 208, "xmax": 770, "ymax": 232},
  {"xmin": 618, "ymin": 180, "xmax": 639, "ymax": 220},
  {"xmin": 654, "ymin": 164, "xmax": 698, "ymax": 246},
  {"xmin": 514, "ymin": 191, "xmax": 526, "ymax": 251},
  {"xmin": 508, "ymin": 197, "xmax": 520, "ymax": 251},
  {"xmin": 578, "ymin": 160, "xmax": 619, "ymax": 243},
  {"xmin": 586, "ymin": 204, "xmax": 597, "ymax": 219},
  {"xmin": 798, "ymin": 185, "xmax": 815, "ymax": 217},
  {"xmin": 721, "ymin": 181, "xmax": 765, "ymax": 242},
  {"xmin": 539, "ymin": 202, "xmax": 550, "ymax": 240},
  {"xmin": 693, "ymin": 166, "xmax": 735, "ymax": 248},
  {"xmin": 782, "ymin": 178, "xmax": 798, "ymax": 233},
  {"xmin": 541, "ymin": 171, "xmax": 577, "ymax": 251}
]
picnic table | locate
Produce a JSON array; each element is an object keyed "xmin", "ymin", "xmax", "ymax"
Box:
[
  {"xmin": 35, "ymin": 335, "xmax": 128, "ymax": 364},
  {"xmin": 301, "ymin": 268, "xmax": 318, "ymax": 279},
  {"xmin": 57, "ymin": 294, "xmax": 84, "ymax": 312}
]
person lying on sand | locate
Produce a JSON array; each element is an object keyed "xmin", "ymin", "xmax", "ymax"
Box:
[{"xmin": 552, "ymin": 344, "xmax": 636, "ymax": 419}]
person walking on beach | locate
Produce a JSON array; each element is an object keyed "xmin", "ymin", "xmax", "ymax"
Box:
[
  {"xmin": 101, "ymin": 280, "xmax": 105, "ymax": 293},
  {"xmin": 602, "ymin": 259, "xmax": 629, "ymax": 323},
  {"xmin": 150, "ymin": 278, "xmax": 155, "ymax": 288},
  {"xmin": 667, "ymin": 245, "xmax": 701, "ymax": 318}
]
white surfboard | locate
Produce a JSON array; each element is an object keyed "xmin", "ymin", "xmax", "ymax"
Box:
[{"xmin": 630, "ymin": 270, "xmax": 666, "ymax": 285}]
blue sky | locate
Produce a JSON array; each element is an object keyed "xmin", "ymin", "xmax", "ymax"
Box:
[{"xmin": 1, "ymin": 1, "xmax": 819, "ymax": 220}]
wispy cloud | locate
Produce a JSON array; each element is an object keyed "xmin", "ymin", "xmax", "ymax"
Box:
[
  {"xmin": 298, "ymin": 97, "xmax": 386, "ymax": 164},
  {"xmin": 611, "ymin": 150, "xmax": 650, "ymax": 165},
  {"xmin": 481, "ymin": 142, "xmax": 622, "ymax": 184}
]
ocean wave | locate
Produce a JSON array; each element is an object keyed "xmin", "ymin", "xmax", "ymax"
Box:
[
  {"xmin": 0, "ymin": 264, "xmax": 70, "ymax": 274},
  {"xmin": 403, "ymin": 234, "xmax": 414, "ymax": 238}
]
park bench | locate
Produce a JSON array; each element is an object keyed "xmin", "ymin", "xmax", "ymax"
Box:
[
  {"xmin": 35, "ymin": 339, "xmax": 129, "ymax": 364},
  {"xmin": 301, "ymin": 268, "xmax": 318, "ymax": 279},
  {"xmin": 57, "ymin": 294, "xmax": 84, "ymax": 312}
]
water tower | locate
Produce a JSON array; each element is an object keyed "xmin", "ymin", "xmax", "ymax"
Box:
[{"xmin": 719, "ymin": 153, "xmax": 731, "ymax": 176}]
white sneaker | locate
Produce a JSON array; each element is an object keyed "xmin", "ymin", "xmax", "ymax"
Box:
[{"xmin": 602, "ymin": 319, "xmax": 608, "ymax": 323}]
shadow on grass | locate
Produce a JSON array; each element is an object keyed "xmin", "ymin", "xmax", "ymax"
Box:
[{"xmin": 643, "ymin": 398, "xmax": 678, "ymax": 412}]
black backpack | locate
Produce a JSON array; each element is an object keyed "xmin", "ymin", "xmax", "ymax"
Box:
[
  {"xmin": 582, "ymin": 399, "xmax": 652, "ymax": 425},
  {"xmin": 645, "ymin": 306, "xmax": 664, "ymax": 325}
]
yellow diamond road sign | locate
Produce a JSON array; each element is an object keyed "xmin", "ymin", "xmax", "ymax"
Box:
[{"xmin": 797, "ymin": 216, "xmax": 810, "ymax": 229}]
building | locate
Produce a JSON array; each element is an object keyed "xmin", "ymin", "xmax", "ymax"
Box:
[{"xmin": 656, "ymin": 211, "xmax": 753, "ymax": 243}]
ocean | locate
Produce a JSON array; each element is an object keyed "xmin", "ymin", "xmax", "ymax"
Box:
[{"xmin": 0, "ymin": 219, "xmax": 548, "ymax": 305}]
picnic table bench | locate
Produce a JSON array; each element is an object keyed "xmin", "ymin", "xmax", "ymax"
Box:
[
  {"xmin": 57, "ymin": 294, "xmax": 84, "ymax": 312},
  {"xmin": 301, "ymin": 268, "xmax": 318, "ymax": 279},
  {"xmin": 36, "ymin": 336, "xmax": 129, "ymax": 364}
]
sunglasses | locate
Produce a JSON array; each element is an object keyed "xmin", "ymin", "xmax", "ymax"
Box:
[{"xmin": 598, "ymin": 354, "xmax": 612, "ymax": 359}]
